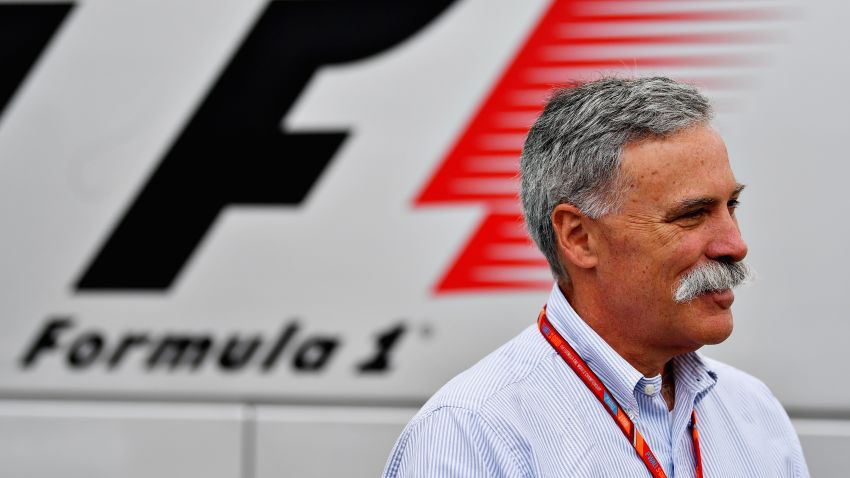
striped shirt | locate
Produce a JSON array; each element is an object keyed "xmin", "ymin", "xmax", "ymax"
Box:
[{"xmin": 383, "ymin": 285, "xmax": 809, "ymax": 477}]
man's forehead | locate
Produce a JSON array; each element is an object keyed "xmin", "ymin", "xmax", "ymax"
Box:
[
  {"xmin": 617, "ymin": 125, "xmax": 739, "ymax": 206},
  {"xmin": 620, "ymin": 126, "xmax": 727, "ymax": 170}
]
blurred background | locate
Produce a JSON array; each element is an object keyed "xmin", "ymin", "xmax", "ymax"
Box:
[{"xmin": 0, "ymin": 0, "xmax": 847, "ymax": 476}]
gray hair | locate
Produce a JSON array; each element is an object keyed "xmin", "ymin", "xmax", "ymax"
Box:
[{"xmin": 520, "ymin": 76, "xmax": 713, "ymax": 281}]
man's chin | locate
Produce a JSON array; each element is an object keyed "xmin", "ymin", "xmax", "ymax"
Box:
[
  {"xmin": 702, "ymin": 319, "xmax": 734, "ymax": 345},
  {"xmin": 679, "ymin": 293, "xmax": 736, "ymax": 345},
  {"xmin": 694, "ymin": 307, "xmax": 735, "ymax": 345}
]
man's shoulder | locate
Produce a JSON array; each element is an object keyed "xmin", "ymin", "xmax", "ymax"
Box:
[
  {"xmin": 700, "ymin": 354, "xmax": 787, "ymax": 413},
  {"xmin": 417, "ymin": 324, "xmax": 553, "ymax": 417},
  {"xmin": 698, "ymin": 355, "xmax": 809, "ymax": 476},
  {"xmin": 382, "ymin": 325, "xmax": 553, "ymax": 478},
  {"xmin": 702, "ymin": 355, "xmax": 772, "ymax": 393}
]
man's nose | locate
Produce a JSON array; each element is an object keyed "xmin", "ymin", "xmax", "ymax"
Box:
[{"xmin": 707, "ymin": 210, "xmax": 748, "ymax": 262}]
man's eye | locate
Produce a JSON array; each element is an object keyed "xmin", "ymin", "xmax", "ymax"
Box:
[
  {"xmin": 679, "ymin": 209, "xmax": 706, "ymax": 220},
  {"xmin": 728, "ymin": 199, "xmax": 741, "ymax": 211}
]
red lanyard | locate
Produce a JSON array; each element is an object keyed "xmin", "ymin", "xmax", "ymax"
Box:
[{"xmin": 538, "ymin": 308, "xmax": 703, "ymax": 478}]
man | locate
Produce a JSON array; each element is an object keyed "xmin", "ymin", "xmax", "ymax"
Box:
[{"xmin": 383, "ymin": 77, "xmax": 809, "ymax": 477}]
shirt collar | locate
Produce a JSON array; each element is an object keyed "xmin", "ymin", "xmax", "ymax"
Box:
[
  {"xmin": 544, "ymin": 284, "xmax": 718, "ymax": 414},
  {"xmin": 672, "ymin": 349, "xmax": 717, "ymax": 399}
]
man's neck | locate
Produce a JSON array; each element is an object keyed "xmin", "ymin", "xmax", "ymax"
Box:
[
  {"xmin": 558, "ymin": 282, "xmax": 672, "ymax": 377},
  {"xmin": 558, "ymin": 281, "xmax": 679, "ymax": 410}
]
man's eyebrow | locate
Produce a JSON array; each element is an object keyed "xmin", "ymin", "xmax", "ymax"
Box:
[
  {"xmin": 666, "ymin": 198, "xmax": 715, "ymax": 220},
  {"xmin": 664, "ymin": 183, "xmax": 746, "ymax": 221},
  {"xmin": 732, "ymin": 183, "xmax": 746, "ymax": 196}
]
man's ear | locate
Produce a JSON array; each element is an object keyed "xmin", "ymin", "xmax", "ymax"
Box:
[{"xmin": 551, "ymin": 204, "xmax": 598, "ymax": 270}]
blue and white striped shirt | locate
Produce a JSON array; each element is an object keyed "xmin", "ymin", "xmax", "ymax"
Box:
[{"xmin": 384, "ymin": 285, "xmax": 809, "ymax": 477}]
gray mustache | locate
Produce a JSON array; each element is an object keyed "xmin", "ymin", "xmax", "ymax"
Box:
[{"xmin": 674, "ymin": 260, "xmax": 754, "ymax": 303}]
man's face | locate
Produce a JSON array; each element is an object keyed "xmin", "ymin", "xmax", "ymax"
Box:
[{"xmin": 591, "ymin": 124, "xmax": 747, "ymax": 352}]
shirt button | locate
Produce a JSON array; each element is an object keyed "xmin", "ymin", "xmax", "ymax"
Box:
[{"xmin": 643, "ymin": 384, "xmax": 656, "ymax": 395}]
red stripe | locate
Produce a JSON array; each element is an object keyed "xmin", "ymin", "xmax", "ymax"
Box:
[
  {"xmin": 569, "ymin": 10, "xmax": 780, "ymax": 23},
  {"xmin": 536, "ymin": 54, "xmax": 761, "ymax": 68},
  {"xmin": 554, "ymin": 31, "xmax": 776, "ymax": 45}
]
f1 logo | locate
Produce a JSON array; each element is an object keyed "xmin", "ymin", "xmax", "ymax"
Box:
[
  {"xmin": 4, "ymin": 1, "xmax": 772, "ymax": 295},
  {"xmin": 73, "ymin": 1, "xmax": 456, "ymax": 291}
]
